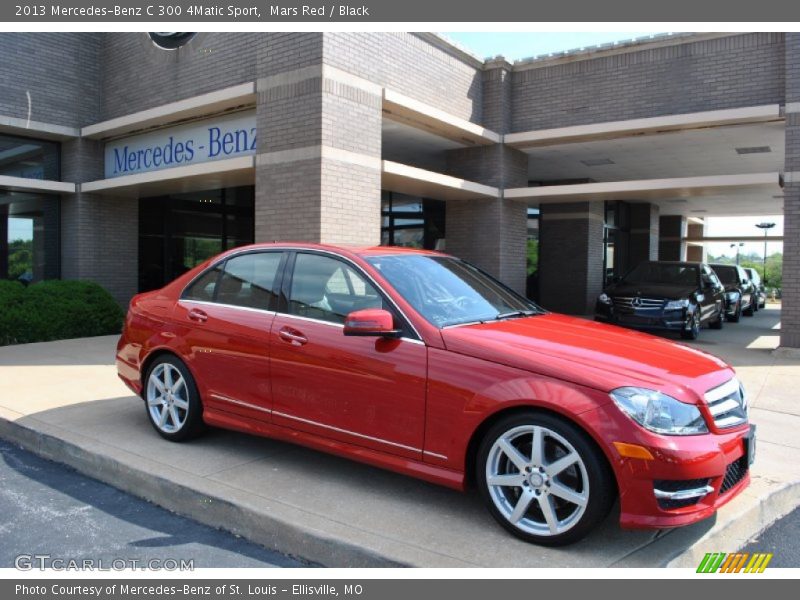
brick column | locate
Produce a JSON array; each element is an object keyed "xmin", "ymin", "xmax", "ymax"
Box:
[
  {"xmin": 782, "ymin": 33, "xmax": 800, "ymax": 348},
  {"xmin": 60, "ymin": 138, "xmax": 138, "ymax": 305},
  {"xmin": 686, "ymin": 219, "xmax": 706, "ymax": 263},
  {"xmin": 444, "ymin": 145, "xmax": 528, "ymax": 294},
  {"xmin": 658, "ymin": 215, "xmax": 687, "ymax": 261},
  {"xmin": 538, "ymin": 202, "xmax": 605, "ymax": 314},
  {"xmin": 255, "ymin": 33, "xmax": 382, "ymax": 246},
  {"xmin": 628, "ymin": 203, "xmax": 660, "ymax": 268},
  {"xmin": 443, "ymin": 58, "xmax": 529, "ymax": 295}
]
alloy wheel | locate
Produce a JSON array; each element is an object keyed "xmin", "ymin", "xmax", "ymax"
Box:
[
  {"xmin": 485, "ymin": 424, "xmax": 589, "ymax": 537},
  {"xmin": 146, "ymin": 363, "xmax": 190, "ymax": 434}
]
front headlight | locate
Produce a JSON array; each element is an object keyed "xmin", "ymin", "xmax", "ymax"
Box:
[
  {"xmin": 598, "ymin": 292, "xmax": 612, "ymax": 305},
  {"xmin": 664, "ymin": 298, "xmax": 689, "ymax": 311},
  {"xmin": 610, "ymin": 387, "xmax": 708, "ymax": 435}
]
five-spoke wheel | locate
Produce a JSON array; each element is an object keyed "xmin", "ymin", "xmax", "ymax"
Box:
[{"xmin": 477, "ymin": 412, "xmax": 614, "ymax": 546}]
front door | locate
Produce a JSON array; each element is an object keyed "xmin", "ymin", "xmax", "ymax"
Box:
[{"xmin": 269, "ymin": 252, "xmax": 427, "ymax": 460}]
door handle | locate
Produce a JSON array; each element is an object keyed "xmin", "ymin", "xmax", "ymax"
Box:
[
  {"xmin": 188, "ymin": 308, "xmax": 208, "ymax": 322},
  {"xmin": 279, "ymin": 327, "xmax": 308, "ymax": 346}
]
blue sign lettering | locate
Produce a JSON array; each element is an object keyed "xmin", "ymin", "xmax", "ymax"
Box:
[{"xmin": 105, "ymin": 112, "xmax": 256, "ymax": 178}]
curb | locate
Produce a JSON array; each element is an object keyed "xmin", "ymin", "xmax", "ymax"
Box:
[
  {"xmin": 0, "ymin": 415, "xmax": 406, "ymax": 568},
  {"xmin": 665, "ymin": 480, "xmax": 800, "ymax": 567}
]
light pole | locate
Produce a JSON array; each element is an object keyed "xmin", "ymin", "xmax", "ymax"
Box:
[
  {"xmin": 730, "ymin": 242, "xmax": 744, "ymax": 265},
  {"xmin": 755, "ymin": 222, "xmax": 776, "ymax": 285}
]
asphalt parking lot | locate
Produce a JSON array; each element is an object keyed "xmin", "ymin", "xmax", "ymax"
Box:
[{"xmin": 0, "ymin": 305, "xmax": 797, "ymax": 567}]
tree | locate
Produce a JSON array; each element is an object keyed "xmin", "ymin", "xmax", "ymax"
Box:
[{"xmin": 7, "ymin": 239, "xmax": 33, "ymax": 281}]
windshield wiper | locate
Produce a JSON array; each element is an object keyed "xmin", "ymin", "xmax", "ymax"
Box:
[{"xmin": 494, "ymin": 309, "xmax": 540, "ymax": 320}]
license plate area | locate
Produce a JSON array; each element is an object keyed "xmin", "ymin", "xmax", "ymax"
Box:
[{"xmin": 744, "ymin": 424, "xmax": 757, "ymax": 466}]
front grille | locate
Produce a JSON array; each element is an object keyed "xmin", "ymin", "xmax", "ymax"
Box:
[
  {"xmin": 612, "ymin": 296, "xmax": 665, "ymax": 310},
  {"xmin": 704, "ymin": 378, "xmax": 748, "ymax": 429},
  {"xmin": 720, "ymin": 456, "xmax": 748, "ymax": 494}
]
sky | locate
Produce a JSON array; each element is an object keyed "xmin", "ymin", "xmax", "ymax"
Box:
[
  {"xmin": 442, "ymin": 32, "xmax": 664, "ymax": 61},
  {"xmin": 705, "ymin": 216, "xmax": 783, "ymax": 260}
]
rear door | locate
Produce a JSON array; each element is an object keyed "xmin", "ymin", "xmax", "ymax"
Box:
[{"xmin": 174, "ymin": 251, "xmax": 285, "ymax": 421}]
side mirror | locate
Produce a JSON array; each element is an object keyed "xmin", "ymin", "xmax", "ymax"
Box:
[{"xmin": 343, "ymin": 309, "xmax": 402, "ymax": 338}]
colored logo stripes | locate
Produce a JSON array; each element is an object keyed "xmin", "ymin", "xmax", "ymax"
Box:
[{"xmin": 697, "ymin": 552, "xmax": 773, "ymax": 573}]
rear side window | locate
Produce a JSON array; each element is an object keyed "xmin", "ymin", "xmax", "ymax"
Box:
[
  {"xmin": 216, "ymin": 252, "xmax": 283, "ymax": 310},
  {"xmin": 183, "ymin": 264, "xmax": 223, "ymax": 302}
]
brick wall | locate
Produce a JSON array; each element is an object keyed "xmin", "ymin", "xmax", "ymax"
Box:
[
  {"xmin": 100, "ymin": 32, "xmax": 264, "ymax": 121},
  {"xmin": 783, "ymin": 34, "xmax": 800, "ymax": 348},
  {"xmin": 0, "ymin": 33, "xmax": 100, "ymax": 127},
  {"xmin": 322, "ymin": 32, "xmax": 482, "ymax": 124},
  {"xmin": 511, "ymin": 33, "xmax": 785, "ymax": 132}
]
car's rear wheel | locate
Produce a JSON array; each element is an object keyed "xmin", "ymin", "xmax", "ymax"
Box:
[
  {"xmin": 477, "ymin": 412, "xmax": 615, "ymax": 546},
  {"xmin": 144, "ymin": 356, "xmax": 206, "ymax": 442}
]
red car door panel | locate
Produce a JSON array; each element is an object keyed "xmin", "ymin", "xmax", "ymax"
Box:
[
  {"xmin": 269, "ymin": 252, "xmax": 426, "ymax": 459},
  {"xmin": 270, "ymin": 316, "xmax": 426, "ymax": 459}
]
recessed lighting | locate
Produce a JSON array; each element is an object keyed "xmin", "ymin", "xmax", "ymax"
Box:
[
  {"xmin": 735, "ymin": 146, "xmax": 771, "ymax": 155},
  {"xmin": 580, "ymin": 158, "xmax": 615, "ymax": 166},
  {"xmin": 690, "ymin": 209, "xmax": 708, "ymax": 213}
]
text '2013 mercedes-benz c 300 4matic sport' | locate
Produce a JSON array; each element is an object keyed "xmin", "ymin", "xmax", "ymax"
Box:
[{"xmin": 116, "ymin": 243, "xmax": 755, "ymax": 546}]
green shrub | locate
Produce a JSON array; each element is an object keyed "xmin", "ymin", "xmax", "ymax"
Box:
[{"xmin": 0, "ymin": 280, "xmax": 124, "ymax": 346}]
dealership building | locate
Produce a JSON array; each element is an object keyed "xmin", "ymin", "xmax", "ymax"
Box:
[{"xmin": 0, "ymin": 31, "xmax": 798, "ymax": 347}]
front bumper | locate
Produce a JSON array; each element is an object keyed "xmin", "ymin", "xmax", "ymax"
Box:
[
  {"xmin": 584, "ymin": 402, "xmax": 752, "ymax": 529},
  {"xmin": 595, "ymin": 302, "xmax": 689, "ymax": 332}
]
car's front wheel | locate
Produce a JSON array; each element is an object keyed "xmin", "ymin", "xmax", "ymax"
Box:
[
  {"xmin": 681, "ymin": 308, "xmax": 700, "ymax": 340},
  {"xmin": 144, "ymin": 355, "xmax": 206, "ymax": 442},
  {"xmin": 477, "ymin": 412, "xmax": 615, "ymax": 546}
]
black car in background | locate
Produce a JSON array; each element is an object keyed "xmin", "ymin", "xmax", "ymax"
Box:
[
  {"xmin": 595, "ymin": 261, "xmax": 725, "ymax": 340},
  {"xmin": 710, "ymin": 264, "xmax": 756, "ymax": 321},
  {"xmin": 744, "ymin": 267, "xmax": 767, "ymax": 309}
]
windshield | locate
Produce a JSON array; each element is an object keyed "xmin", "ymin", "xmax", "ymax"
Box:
[
  {"xmin": 365, "ymin": 255, "xmax": 543, "ymax": 328},
  {"xmin": 712, "ymin": 266, "xmax": 738, "ymax": 285},
  {"xmin": 621, "ymin": 263, "xmax": 699, "ymax": 286}
]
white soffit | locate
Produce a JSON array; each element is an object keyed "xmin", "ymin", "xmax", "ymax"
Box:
[
  {"xmin": 81, "ymin": 156, "xmax": 254, "ymax": 197},
  {"xmin": 382, "ymin": 160, "xmax": 499, "ymax": 201},
  {"xmin": 382, "ymin": 89, "xmax": 500, "ymax": 147},
  {"xmin": 0, "ymin": 175, "xmax": 75, "ymax": 194},
  {"xmin": 505, "ymin": 105, "xmax": 782, "ymax": 148},
  {"xmin": 0, "ymin": 115, "xmax": 79, "ymax": 140},
  {"xmin": 506, "ymin": 172, "xmax": 782, "ymax": 203},
  {"xmin": 81, "ymin": 82, "xmax": 257, "ymax": 140}
]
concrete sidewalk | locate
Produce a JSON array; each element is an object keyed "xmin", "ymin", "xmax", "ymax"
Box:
[{"xmin": 0, "ymin": 306, "xmax": 798, "ymax": 567}]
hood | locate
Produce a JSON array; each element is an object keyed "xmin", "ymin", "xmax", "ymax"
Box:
[
  {"xmin": 441, "ymin": 313, "xmax": 732, "ymax": 402},
  {"xmin": 605, "ymin": 282, "xmax": 697, "ymax": 300}
]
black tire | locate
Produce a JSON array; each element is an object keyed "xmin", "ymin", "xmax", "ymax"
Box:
[
  {"xmin": 728, "ymin": 302, "xmax": 741, "ymax": 323},
  {"xmin": 744, "ymin": 298, "xmax": 755, "ymax": 317},
  {"xmin": 681, "ymin": 308, "xmax": 700, "ymax": 340},
  {"xmin": 476, "ymin": 411, "xmax": 615, "ymax": 546},
  {"xmin": 709, "ymin": 305, "xmax": 724, "ymax": 330},
  {"xmin": 143, "ymin": 355, "xmax": 206, "ymax": 442}
]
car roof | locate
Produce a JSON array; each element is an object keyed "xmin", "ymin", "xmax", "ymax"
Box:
[{"xmin": 221, "ymin": 242, "xmax": 445, "ymax": 258}]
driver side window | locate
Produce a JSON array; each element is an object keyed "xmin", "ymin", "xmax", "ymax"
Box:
[{"xmin": 289, "ymin": 253, "xmax": 384, "ymax": 324}]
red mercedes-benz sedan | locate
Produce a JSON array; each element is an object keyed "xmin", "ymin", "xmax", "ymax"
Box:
[{"xmin": 116, "ymin": 243, "xmax": 754, "ymax": 545}]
